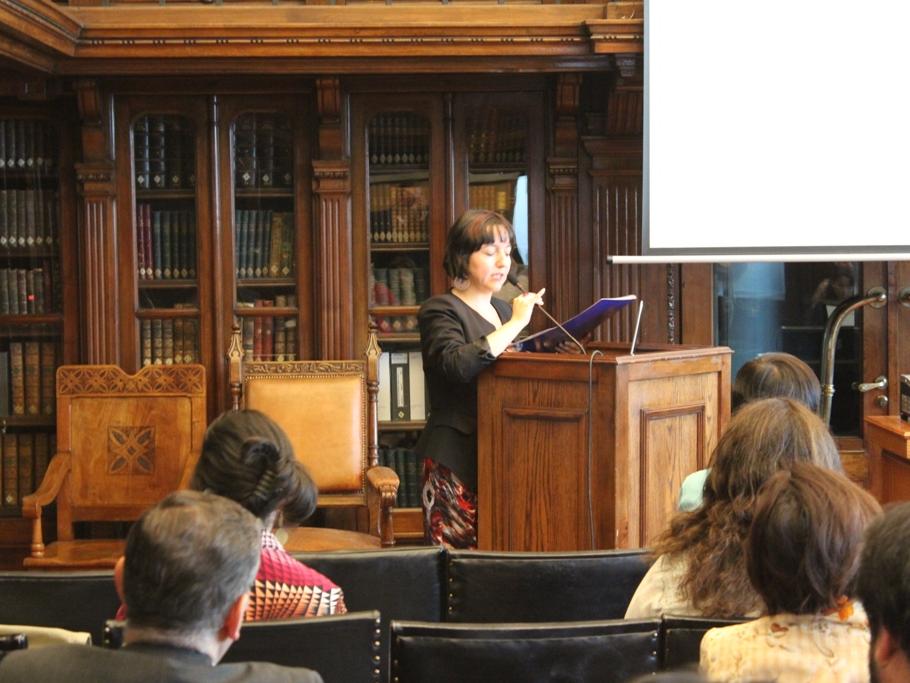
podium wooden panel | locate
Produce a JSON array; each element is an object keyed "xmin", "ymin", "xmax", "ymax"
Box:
[{"xmin": 476, "ymin": 343, "xmax": 731, "ymax": 551}]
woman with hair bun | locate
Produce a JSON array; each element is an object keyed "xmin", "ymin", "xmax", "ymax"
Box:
[{"xmin": 190, "ymin": 409, "xmax": 347, "ymax": 620}]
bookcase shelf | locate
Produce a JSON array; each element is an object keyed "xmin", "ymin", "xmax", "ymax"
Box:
[
  {"xmin": 0, "ymin": 108, "xmax": 75, "ymax": 520},
  {"xmin": 235, "ymin": 189, "xmax": 295, "ymax": 199},
  {"xmin": 371, "ymin": 242, "xmax": 429, "ymax": 253},
  {"xmin": 235, "ymin": 306, "xmax": 298, "ymax": 317},
  {"xmin": 369, "ymin": 305, "xmax": 419, "ymax": 316},
  {"xmin": 137, "ymin": 279, "xmax": 198, "ymax": 290},
  {"xmin": 377, "ymin": 332, "xmax": 419, "ymax": 343},
  {"xmin": 379, "ymin": 419, "xmax": 426, "ymax": 432},
  {"xmin": 236, "ymin": 278, "xmax": 296, "ymax": 288},
  {"xmin": 135, "ymin": 308, "xmax": 200, "ymax": 319},
  {"xmin": 136, "ymin": 189, "xmax": 196, "ymax": 200}
]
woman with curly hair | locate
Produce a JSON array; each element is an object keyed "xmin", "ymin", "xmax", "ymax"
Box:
[{"xmin": 625, "ymin": 397, "xmax": 843, "ymax": 619}]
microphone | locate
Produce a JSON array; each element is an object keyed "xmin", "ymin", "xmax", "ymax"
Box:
[{"xmin": 507, "ymin": 272, "xmax": 587, "ymax": 354}]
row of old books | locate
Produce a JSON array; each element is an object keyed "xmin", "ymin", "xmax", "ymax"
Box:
[
  {"xmin": 372, "ymin": 315, "xmax": 418, "ymax": 335},
  {"xmin": 370, "ymin": 265, "xmax": 427, "ymax": 307},
  {"xmin": 369, "ymin": 183, "xmax": 429, "ymax": 244},
  {"xmin": 368, "ymin": 113, "xmax": 430, "ymax": 167},
  {"xmin": 0, "ymin": 119, "xmax": 56, "ymax": 173},
  {"xmin": 238, "ymin": 298, "xmax": 299, "ymax": 361},
  {"xmin": 0, "ymin": 343, "xmax": 56, "ymax": 417},
  {"xmin": 140, "ymin": 317, "xmax": 199, "ymax": 366},
  {"xmin": 0, "ymin": 431, "xmax": 55, "ymax": 508},
  {"xmin": 378, "ymin": 351, "xmax": 427, "ymax": 422},
  {"xmin": 468, "ymin": 181, "xmax": 515, "ymax": 216},
  {"xmin": 234, "ymin": 210, "xmax": 294, "ymax": 279},
  {"xmin": 378, "ymin": 445, "xmax": 422, "ymax": 508},
  {"xmin": 134, "ymin": 115, "xmax": 196, "ymax": 191},
  {"xmin": 0, "ymin": 189, "xmax": 59, "ymax": 249},
  {"xmin": 465, "ymin": 109, "xmax": 527, "ymax": 165},
  {"xmin": 136, "ymin": 205, "xmax": 197, "ymax": 280},
  {"xmin": 0, "ymin": 266, "xmax": 54, "ymax": 315},
  {"xmin": 234, "ymin": 114, "xmax": 294, "ymax": 189}
]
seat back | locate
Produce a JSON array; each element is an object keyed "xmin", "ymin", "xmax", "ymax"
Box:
[
  {"xmin": 445, "ymin": 548, "xmax": 652, "ymax": 622},
  {"xmin": 392, "ymin": 618, "xmax": 660, "ymax": 683},
  {"xmin": 59, "ymin": 365, "xmax": 206, "ymax": 529},
  {"xmin": 106, "ymin": 611, "xmax": 383, "ymax": 683},
  {"xmin": 659, "ymin": 615, "xmax": 748, "ymax": 670},
  {"xmin": 22, "ymin": 364, "xmax": 206, "ymax": 563},
  {"xmin": 0, "ymin": 570, "xmax": 119, "ymax": 645},
  {"xmin": 229, "ymin": 327, "xmax": 380, "ymax": 508}
]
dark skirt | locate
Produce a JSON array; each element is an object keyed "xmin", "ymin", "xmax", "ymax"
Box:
[{"xmin": 421, "ymin": 457, "xmax": 478, "ymax": 550}]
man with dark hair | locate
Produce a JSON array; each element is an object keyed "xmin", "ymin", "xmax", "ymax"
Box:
[
  {"xmin": 857, "ymin": 502, "xmax": 910, "ymax": 683},
  {"xmin": 0, "ymin": 490, "xmax": 323, "ymax": 682}
]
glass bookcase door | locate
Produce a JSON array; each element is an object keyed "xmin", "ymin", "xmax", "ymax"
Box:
[
  {"xmin": 367, "ymin": 111, "xmax": 432, "ymax": 343},
  {"xmin": 0, "ymin": 114, "xmax": 68, "ymax": 515},
  {"xmin": 132, "ymin": 113, "xmax": 200, "ymax": 367},
  {"xmin": 231, "ymin": 111, "xmax": 298, "ymax": 362}
]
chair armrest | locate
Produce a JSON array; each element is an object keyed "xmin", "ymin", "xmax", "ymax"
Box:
[
  {"xmin": 366, "ymin": 465, "xmax": 400, "ymax": 547},
  {"xmin": 366, "ymin": 465, "xmax": 400, "ymax": 504},
  {"xmin": 21, "ymin": 451, "xmax": 71, "ymax": 520}
]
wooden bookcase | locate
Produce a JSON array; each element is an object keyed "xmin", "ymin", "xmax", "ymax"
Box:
[
  {"xmin": 350, "ymin": 84, "xmax": 546, "ymax": 539},
  {"xmin": 0, "ymin": 104, "xmax": 78, "ymax": 563}
]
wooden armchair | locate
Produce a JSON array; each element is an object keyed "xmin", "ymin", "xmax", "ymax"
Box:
[
  {"xmin": 228, "ymin": 325, "xmax": 399, "ymax": 549},
  {"xmin": 21, "ymin": 364, "xmax": 206, "ymax": 569}
]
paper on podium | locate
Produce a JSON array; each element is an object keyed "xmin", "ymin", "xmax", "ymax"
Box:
[{"xmin": 512, "ymin": 295, "xmax": 638, "ymax": 352}]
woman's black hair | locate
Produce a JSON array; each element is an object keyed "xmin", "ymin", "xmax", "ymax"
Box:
[
  {"xmin": 443, "ymin": 209, "xmax": 516, "ymax": 281},
  {"xmin": 190, "ymin": 409, "xmax": 317, "ymax": 525}
]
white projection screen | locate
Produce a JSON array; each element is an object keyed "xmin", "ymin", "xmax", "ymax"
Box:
[{"xmin": 641, "ymin": 0, "xmax": 910, "ymax": 262}]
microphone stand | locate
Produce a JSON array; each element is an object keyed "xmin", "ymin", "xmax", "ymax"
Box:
[{"xmin": 507, "ymin": 273, "xmax": 587, "ymax": 354}]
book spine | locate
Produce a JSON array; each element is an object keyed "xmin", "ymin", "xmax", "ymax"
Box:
[
  {"xmin": 377, "ymin": 352, "xmax": 392, "ymax": 422},
  {"xmin": 134, "ymin": 115, "xmax": 150, "ymax": 189},
  {"xmin": 165, "ymin": 118, "xmax": 183, "ymax": 188},
  {"xmin": 184, "ymin": 318, "xmax": 197, "ymax": 363},
  {"xmin": 40, "ymin": 342, "xmax": 55, "ymax": 415},
  {"xmin": 152, "ymin": 318, "xmax": 163, "ymax": 364},
  {"xmin": 258, "ymin": 117, "xmax": 275, "ymax": 187},
  {"xmin": 18, "ymin": 432, "xmax": 33, "ymax": 502},
  {"xmin": 242, "ymin": 315, "xmax": 255, "ymax": 361},
  {"xmin": 261, "ymin": 301, "xmax": 274, "ymax": 358},
  {"xmin": 148, "ymin": 116, "xmax": 166, "ymax": 189},
  {"xmin": 0, "ymin": 120, "xmax": 5, "ymax": 171},
  {"xmin": 161, "ymin": 210, "xmax": 173, "ymax": 279},
  {"xmin": 6, "ymin": 269, "xmax": 17, "ymax": 315},
  {"xmin": 16, "ymin": 269, "xmax": 27, "ymax": 314},
  {"xmin": 407, "ymin": 351, "xmax": 427, "ymax": 421},
  {"xmin": 178, "ymin": 210, "xmax": 190, "ymax": 278},
  {"xmin": 173, "ymin": 317, "xmax": 185, "ymax": 364},
  {"xmin": 136, "ymin": 203, "xmax": 147, "ymax": 280},
  {"xmin": 141, "ymin": 319, "xmax": 153, "ymax": 366},
  {"xmin": 0, "ymin": 351, "xmax": 8, "ymax": 417},
  {"xmin": 280, "ymin": 213, "xmax": 294, "ymax": 277},
  {"xmin": 24, "ymin": 341, "xmax": 40, "ymax": 415},
  {"xmin": 268, "ymin": 212, "xmax": 285, "ymax": 277},
  {"xmin": 389, "ymin": 352, "xmax": 410, "ymax": 421},
  {"xmin": 4, "ymin": 119, "xmax": 15, "ymax": 169},
  {"xmin": 2, "ymin": 433, "xmax": 17, "ymax": 507},
  {"xmin": 33, "ymin": 431, "xmax": 49, "ymax": 488},
  {"xmin": 163, "ymin": 319, "xmax": 174, "ymax": 365},
  {"xmin": 0, "ymin": 268, "xmax": 8, "ymax": 315}
]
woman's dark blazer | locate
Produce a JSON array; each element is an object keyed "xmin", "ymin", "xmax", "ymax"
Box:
[{"xmin": 414, "ymin": 292, "xmax": 512, "ymax": 492}]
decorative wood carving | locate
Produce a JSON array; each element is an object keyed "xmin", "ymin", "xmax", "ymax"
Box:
[
  {"xmin": 312, "ymin": 159, "xmax": 353, "ymax": 359},
  {"xmin": 108, "ymin": 426, "xmax": 156, "ymax": 476},
  {"xmin": 56, "ymin": 364, "xmax": 206, "ymax": 395}
]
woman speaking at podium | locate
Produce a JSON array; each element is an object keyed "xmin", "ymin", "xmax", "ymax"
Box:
[{"xmin": 416, "ymin": 209, "xmax": 544, "ymax": 549}]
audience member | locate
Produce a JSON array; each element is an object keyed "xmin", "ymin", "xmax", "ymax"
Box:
[
  {"xmin": 701, "ymin": 463, "xmax": 879, "ymax": 682},
  {"xmin": 191, "ymin": 409, "xmax": 347, "ymax": 619},
  {"xmin": 856, "ymin": 502, "xmax": 910, "ymax": 683},
  {"xmin": 678, "ymin": 352, "xmax": 820, "ymax": 511},
  {"xmin": 626, "ymin": 398, "xmax": 842, "ymax": 619},
  {"xmin": 0, "ymin": 490, "xmax": 323, "ymax": 682}
]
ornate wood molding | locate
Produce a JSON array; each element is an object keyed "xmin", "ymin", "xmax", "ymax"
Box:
[
  {"xmin": 2, "ymin": 2, "xmax": 642, "ymax": 73},
  {"xmin": 57, "ymin": 364, "xmax": 206, "ymax": 395}
]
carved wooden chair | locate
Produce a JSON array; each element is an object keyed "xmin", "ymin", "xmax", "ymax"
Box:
[
  {"xmin": 228, "ymin": 325, "xmax": 399, "ymax": 550},
  {"xmin": 21, "ymin": 364, "xmax": 206, "ymax": 569}
]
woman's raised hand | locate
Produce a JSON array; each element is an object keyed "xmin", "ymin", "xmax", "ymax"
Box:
[{"xmin": 511, "ymin": 288, "xmax": 545, "ymax": 327}]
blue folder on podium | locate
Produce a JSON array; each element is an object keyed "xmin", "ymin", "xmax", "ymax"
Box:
[{"xmin": 513, "ymin": 295, "xmax": 637, "ymax": 352}]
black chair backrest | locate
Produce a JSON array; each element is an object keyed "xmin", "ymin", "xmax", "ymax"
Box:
[
  {"xmin": 223, "ymin": 610, "xmax": 381, "ymax": 683},
  {"xmin": 392, "ymin": 618, "xmax": 660, "ymax": 683},
  {"xmin": 659, "ymin": 615, "xmax": 748, "ymax": 670},
  {"xmin": 0, "ymin": 570, "xmax": 118, "ymax": 645},
  {"xmin": 445, "ymin": 549, "xmax": 652, "ymax": 622},
  {"xmin": 107, "ymin": 611, "xmax": 382, "ymax": 683}
]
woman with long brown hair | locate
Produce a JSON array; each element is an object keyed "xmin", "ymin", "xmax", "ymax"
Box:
[{"xmin": 625, "ymin": 397, "xmax": 843, "ymax": 619}]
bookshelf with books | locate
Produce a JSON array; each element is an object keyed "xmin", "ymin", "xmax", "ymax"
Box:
[
  {"xmin": 351, "ymin": 90, "xmax": 545, "ymax": 539},
  {"xmin": 116, "ymin": 97, "xmax": 214, "ymax": 413},
  {"xmin": 0, "ymin": 108, "xmax": 77, "ymax": 524},
  {"xmin": 217, "ymin": 99, "xmax": 312, "ymax": 365}
]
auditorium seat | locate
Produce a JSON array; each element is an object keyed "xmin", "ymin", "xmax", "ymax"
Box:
[
  {"xmin": 444, "ymin": 548, "xmax": 651, "ymax": 622},
  {"xmin": 659, "ymin": 615, "xmax": 748, "ymax": 670},
  {"xmin": 0, "ymin": 570, "xmax": 118, "ymax": 645},
  {"xmin": 391, "ymin": 618, "xmax": 660, "ymax": 683}
]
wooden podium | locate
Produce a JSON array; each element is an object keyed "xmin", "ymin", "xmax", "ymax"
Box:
[{"xmin": 476, "ymin": 343, "xmax": 731, "ymax": 552}]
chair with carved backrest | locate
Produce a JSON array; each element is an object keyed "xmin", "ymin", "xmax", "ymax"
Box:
[
  {"xmin": 228, "ymin": 324, "xmax": 399, "ymax": 550},
  {"xmin": 21, "ymin": 364, "xmax": 206, "ymax": 569}
]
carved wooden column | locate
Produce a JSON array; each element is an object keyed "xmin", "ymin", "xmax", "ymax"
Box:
[
  {"xmin": 582, "ymin": 58, "xmax": 678, "ymax": 344},
  {"xmin": 312, "ymin": 77, "xmax": 353, "ymax": 359},
  {"xmin": 547, "ymin": 73, "xmax": 581, "ymax": 322},
  {"xmin": 74, "ymin": 80, "xmax": 119, "ymax": 363}
]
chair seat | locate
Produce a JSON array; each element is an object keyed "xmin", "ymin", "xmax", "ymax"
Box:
[
  {"xmin": 22, "ymin": 540, "xmax": 126, "ymax": 569},
  {"xmin": 280, "ymin": 527, "xmax": 382, "ymax": 552}
]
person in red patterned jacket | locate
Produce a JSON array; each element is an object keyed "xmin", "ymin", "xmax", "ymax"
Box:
[{"xmin": 190, "ymin": 409, "xmax": 347, "ymax": 620}]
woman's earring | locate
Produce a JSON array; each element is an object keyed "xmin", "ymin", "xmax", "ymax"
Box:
[{"xmin": 453, "ymin": 277, "xmax": 470, "ymax": 292}]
